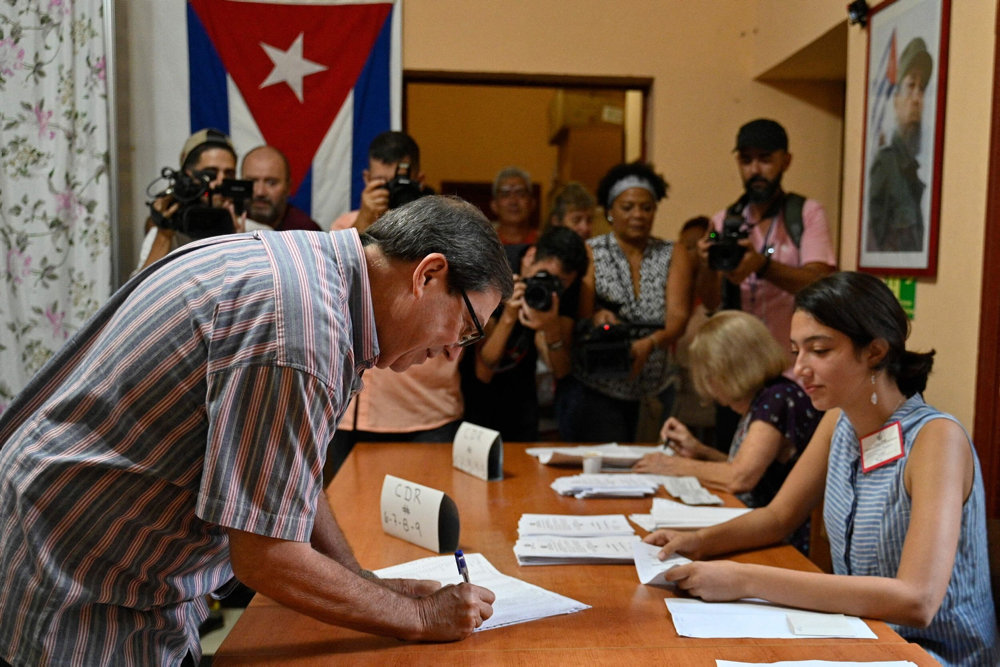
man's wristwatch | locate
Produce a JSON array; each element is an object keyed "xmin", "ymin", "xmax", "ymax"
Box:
[{"xmin": 756, "ymin": 248, "xmax": 775, "ymax": 278}]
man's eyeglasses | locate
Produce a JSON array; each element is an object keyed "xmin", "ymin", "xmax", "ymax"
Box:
[{"xmin": 457, "ymin": 289, "xmax": 485, "ymax": 348}]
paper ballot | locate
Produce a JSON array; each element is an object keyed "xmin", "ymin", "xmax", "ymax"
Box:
[
  {"xmin": 665, "ymin": 598, "xmax": 877, "ymax": 639},
  {"xmin": 374, "ymin": 552, "xmax": 589, "ymax": 630},
  {"xmin": 648, "ymin": 497, "xmax": 751, "ymax": 528},
  {"xmin": 632, "ymin": 540, "xmax": 692, "ymax": 586},
  {"xmin": 514, "ymin": 535, "xmax": 641, "ymax": 565},
  {"xmin": 526, "ymin": 443, "xmax": 662, "ymax": 468}
]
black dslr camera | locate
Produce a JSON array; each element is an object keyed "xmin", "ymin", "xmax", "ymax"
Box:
[
  {"xmin": 573, "ymin": 319, "xmax": 663, "ymax": 379},
  {"xmin": 523, "ymin": 271, "xmax": 563, "ymax": 311},
  {"xmin": 148, "ymin": 167, "xmax": 253, "ymax": 240},
  {"xmin": 707, "ymin": 208, "xmax": 750, "ymax": 272},
  {"xmin": 382, "ymin": 161, "xmax": 425, "ymax": 209}
]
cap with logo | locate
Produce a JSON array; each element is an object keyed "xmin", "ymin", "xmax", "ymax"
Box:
[
  {"xmin": 734, "ymin": 118, "xmax": 788, "ymax": 153},
  {"xmin": 179, "ymin": 128, "xmax": 234, "ymax": 169}
]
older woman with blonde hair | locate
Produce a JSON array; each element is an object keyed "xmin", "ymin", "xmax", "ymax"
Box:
[{"xmin": 635, "ymin": 310, "xmax": 821, "ymax": 511}]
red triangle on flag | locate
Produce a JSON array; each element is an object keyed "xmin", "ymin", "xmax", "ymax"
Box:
[
  {"xmin": 189, "ymin": 0, "xmax": 392, "ymax": 188},
  {"xmin": 887, "ymin": 30, "xmax": 898, "ymax": 86}
]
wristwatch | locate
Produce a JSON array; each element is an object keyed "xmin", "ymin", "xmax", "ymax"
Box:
[{"xmin": 756, "ymin": 247, "xmax": 775, "ymax": 278}]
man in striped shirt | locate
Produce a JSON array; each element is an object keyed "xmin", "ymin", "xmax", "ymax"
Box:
[{"xmin": 0, "ymin": 196, "xmax": 513, "ymax": 666}]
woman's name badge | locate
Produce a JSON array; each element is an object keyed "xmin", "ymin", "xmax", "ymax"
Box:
[{"xmin": 859, "ymin": 421, "xmax": 905, "ymax": 473}]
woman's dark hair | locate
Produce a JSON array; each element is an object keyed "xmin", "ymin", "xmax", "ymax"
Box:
[
  {"xmin": 596, "ymin": 161, "xmax": 669, "ymax": 210},
  {"xmin": 794, "ymin": 271, "xmax": 934, "ymax": 396}
]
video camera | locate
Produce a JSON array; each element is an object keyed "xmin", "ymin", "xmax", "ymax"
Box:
[
  {"xmin": 707, "ymin": 207, "xmax": 750, "ymax": 272},
  {"xmin": 382, "ymin": 161, "xmax": 425, "ymax": 209},
  {"xmin": 523, "ymin": 271, "xmax": 564, "ymax": 311},
  {"xmin": 147, "ymin": 167, "xmax": 253, "ymax": 239},
  {"xmin": 573, "ymin": 319, "xmax": 663, "ymax": 379}
]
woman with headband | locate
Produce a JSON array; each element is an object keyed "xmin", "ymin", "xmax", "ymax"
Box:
[{"xmin": 555, "ymin": 161, "xmax": 694, "ymax": 443}]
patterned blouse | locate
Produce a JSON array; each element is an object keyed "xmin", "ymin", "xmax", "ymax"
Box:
[{"xmin": 577, "ymin": 232, "xmax": 674, "ymax": 401}]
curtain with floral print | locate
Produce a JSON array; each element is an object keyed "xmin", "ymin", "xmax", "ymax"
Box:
[{"xmin": 0, "ymin": 1, "xmax": 112, "ymax": 414}]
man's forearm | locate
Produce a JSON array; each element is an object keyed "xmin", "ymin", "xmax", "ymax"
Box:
[
  {"xmin": 759, "ymin": 260, "xmax": 834, "ymax": 295},
  {"xmin": 311, "ymin": 489, "xmax": 361, "ymax": 572}
]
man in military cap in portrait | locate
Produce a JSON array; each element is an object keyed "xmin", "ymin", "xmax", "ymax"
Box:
[{"xmin": 867, "ymin": 37, "xmax": 934, "ymax": 253}]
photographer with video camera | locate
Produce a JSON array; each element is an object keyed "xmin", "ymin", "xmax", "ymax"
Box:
[
  {"xmin": 556, "ymin": 161, "xmax": 694, "ymax": 443},
  {"xmin": 136, "ymin": 128, "xmax": 249, "ymax": 271},
  {"xmin": 460, "ymin": 226, "xmax": 587, "ymax": 442},
  {"xmin": 330, "ymin": 130, "xmax": 431, "ymax": 233}
]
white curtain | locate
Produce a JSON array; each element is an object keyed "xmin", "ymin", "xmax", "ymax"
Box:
[{"xmin": 0, "ymin": 1, "xmax": 113, "ymax": 413}]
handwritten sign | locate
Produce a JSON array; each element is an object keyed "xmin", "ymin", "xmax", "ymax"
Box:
[
  {"xmin": 452, "ymin": 421, "xmax": 503, "ymax": 481},
  {"xmin": 380, "ymin": 474, "xmax": 460, "ymax": 552}
]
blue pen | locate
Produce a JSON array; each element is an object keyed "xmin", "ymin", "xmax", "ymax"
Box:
[{"xmin": 454, "ymin": 549, "xmax": 471, "ymax": 583}]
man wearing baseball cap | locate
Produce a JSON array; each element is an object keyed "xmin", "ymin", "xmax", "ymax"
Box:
[
  {"xmin": 136, "ymin": 128, "xmax": 239, "ymax": 270},
  {"xmin": 695, "ymin": 118, "xmax": 836, "ymax": 446},
  {"xmin": 867, "ymin": 37, "xmax": 934, "ymax": 253}
]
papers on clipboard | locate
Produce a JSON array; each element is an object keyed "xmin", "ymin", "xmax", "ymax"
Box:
[
  {"xmin": 374, "ymin": 552, "xmax": 589, "ymax": 630},
  {"xmin": 526, "ymin": 443, "xmax": 662, "ymax": 468},
  {"xmin": 665, "ymin": 598, "xmax": 877, "ymax": 639}
]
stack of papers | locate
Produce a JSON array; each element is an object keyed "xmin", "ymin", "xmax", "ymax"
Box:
[
  {"xmin": 551, "ymin": 473, "xmax": 662, "ymax": 498},
  {"xmin": 518, "ymin": 513, "xmax": 636, "ymax": 537},
  {"xmin": 513, "ymin": 513, "xmax": 639, "ymax": 565},
  {"xmin": 665, "ymin": 598, "xmax": 877, "ymax": 639},
  {"xmin": 629, "ymin": 498, "xmax": 751, "ymax": 531},
  {"xmin": 526, "ymin": 443, "xmax": 662, "ymax": 468},
  {"xmin": 374, "ymin": 552, "xmax": 589, "ymax": 630},
  {"xmin": 658, "ymin": 475, "xmax": 723, "ymax": 505}
]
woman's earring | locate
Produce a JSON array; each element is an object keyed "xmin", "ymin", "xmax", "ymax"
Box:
[
  {"xmin": 606, "ymin": 215, "xmax": 613, "ymax": 223},
  {"xmin": 870, "ymin": 372, "xmax": 878, "ymax": 405}
]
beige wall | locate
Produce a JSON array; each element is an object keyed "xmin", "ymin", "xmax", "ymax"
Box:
[
  {"xmin": 403, "ymin": 1, "xmax": 843, "ymax": 242},
  {"xmin": 403, "ymin": 0, "xmax": 995, "ymax": 426},
  {"xmin": 406, "ymin": 83, "xmax": 559, "ymax": 209}
]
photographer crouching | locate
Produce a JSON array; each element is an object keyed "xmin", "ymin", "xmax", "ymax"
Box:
[
  {"xmin": 460, "ymin": 226, "xmax": 588, "ymax": 442},
  {"xmin": 136, "ymin": 128, "xmax": 249, "ymax": 271},
  {"xmin": 555, "ymin": 161, "xmax": 694, "ymax": 444}
]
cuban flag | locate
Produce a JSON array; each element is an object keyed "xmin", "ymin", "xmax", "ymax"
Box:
[
  {"xmin": 867, "ymin": 28, "xmax": 897, "ymax": 154},
  {"xmin": 180, "ymin": 0, "xmax": 401, "ymax": 228}
]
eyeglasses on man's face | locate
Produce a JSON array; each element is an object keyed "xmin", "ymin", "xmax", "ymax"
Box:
[{"xmin": 457, "ymin": 288, "xmax": 485, "ymax": 348}]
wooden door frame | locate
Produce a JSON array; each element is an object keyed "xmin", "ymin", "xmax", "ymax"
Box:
[{"xmin": 973, "ymin": 8, "xmax": 1000, "ymax": 519}]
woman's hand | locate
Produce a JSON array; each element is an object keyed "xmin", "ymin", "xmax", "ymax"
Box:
[
  {"xmin": 633, "ymin": 451, "xmax": 684, "ymax": 474},
  {"xmin": 643, "ymin": 528, "xmax": 706, "ymax": 561},
  {"xmin": 663, "ymin": 560, "xmax": 750, "ymax": 602},
  {"xmin": 629, "ymin": 336, "xmax": 656, "ymax": 377},
  {"xmin": 659, "ymin": 417, "xmax": 708, "ymax": 459}
]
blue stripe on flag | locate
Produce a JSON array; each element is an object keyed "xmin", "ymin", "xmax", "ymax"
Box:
[
  {"xmin": 291, "ymin": 165, "xmax": 314, "ymax": 213},
  {"xmin": 349, "ymin": 8, "xmax": 393, "ymax": 209},
  {"xmin": 186, "ymin": 3, "xmax": 230, "ymax": 137}
]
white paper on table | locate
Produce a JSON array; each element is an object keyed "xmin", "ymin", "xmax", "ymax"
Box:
[
  {"xmin": 628, "ymin": 513, "xmax": 657, "ymax": 532},
  {"xmin": 717, "ymin": 661, "xmax": 916, "ymax": 667},
  {"xmin": 651, "ymin": 497, "xmax": 751, "ymax": 528},
  {"xmin": 551, "ymin": 473, "xmax": 661, "ymax": 498},
  {"xmin": 665, "ymin": 598, "xmax": 876, "ymax": 639},
  {"xmin": 514, "ymin": 535, "xmax": 640, "ymax": 565},
  {"xmin": 632, "ymin": 540, "xmax": 692, "ymax": 585},
  {"xmin": 374, "ymin": 552, "xmax": 589, "ymax": 631},
  {"xmin": 526, "ymin": 443, "xmax": 662, "ymax": 467},
  {"xmin": 517, "ymin": 513, "xmax": 635, "ymax": 537},
  {"xmin": 657, "ymin": 475, "xmax": 724, "ymax": 505}
]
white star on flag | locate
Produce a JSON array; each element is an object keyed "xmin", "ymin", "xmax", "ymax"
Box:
[{"xmin": 258, "ymin": 32, "xmax": 327, "ymax": 103}]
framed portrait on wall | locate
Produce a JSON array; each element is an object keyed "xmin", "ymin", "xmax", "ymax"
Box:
[{"xmin": 858, "ymin": 0, "xmax": 950, "ymax": 276}]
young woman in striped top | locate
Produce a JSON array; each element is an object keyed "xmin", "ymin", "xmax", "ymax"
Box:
[{"xmin": 645, "ymin": 271, "xmax": 997, "ymax": 666}]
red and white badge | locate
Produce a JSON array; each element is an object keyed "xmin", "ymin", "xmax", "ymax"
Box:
[{"xmin": 859, "ymin": 421, "xmax": 905, "ymax": 473}]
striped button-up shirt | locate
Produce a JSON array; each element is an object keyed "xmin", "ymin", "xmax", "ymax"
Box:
[{"xmin": 0, "ymin": 229, "xmax": 377, "ymax": 666}]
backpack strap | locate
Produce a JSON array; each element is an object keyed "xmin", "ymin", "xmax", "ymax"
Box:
[{"xmin": 783, "ymin": 192, "xmax": 805, "ymax": 248}]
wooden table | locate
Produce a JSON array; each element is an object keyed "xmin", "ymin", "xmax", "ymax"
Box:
[{"xmin": 214, "ymin": 443, "xmax": 936, "ymax": 665}]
